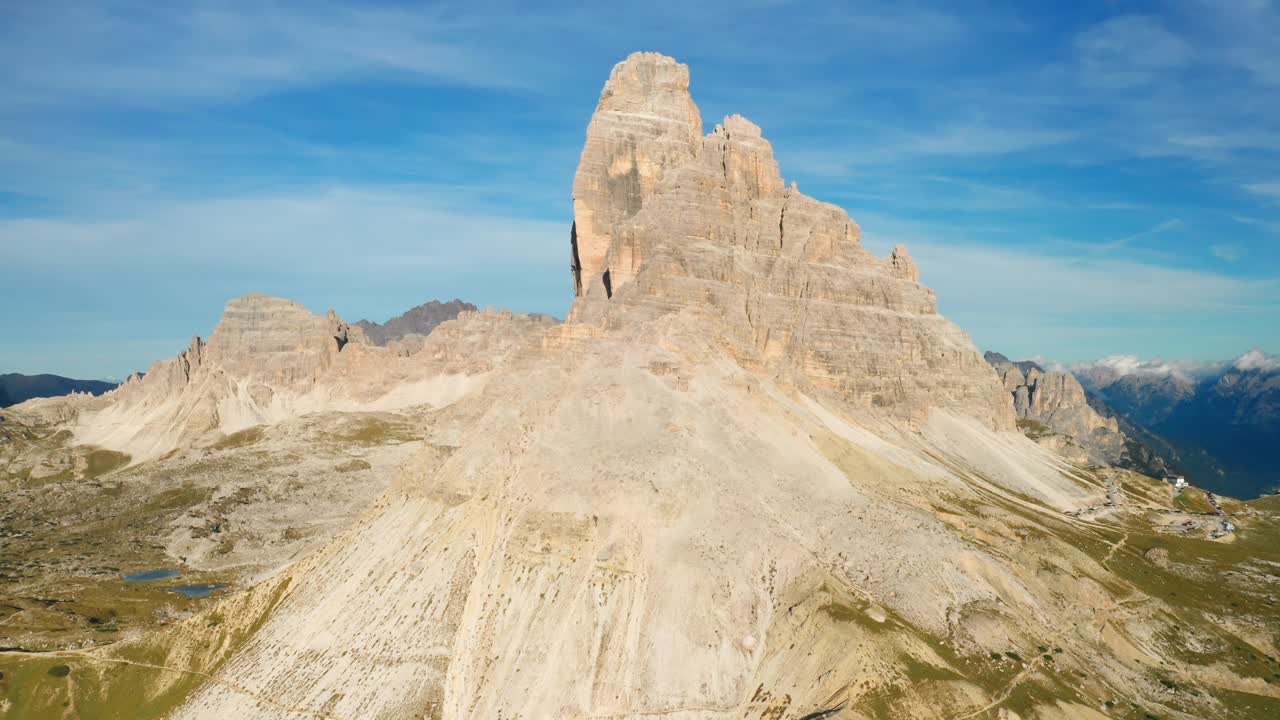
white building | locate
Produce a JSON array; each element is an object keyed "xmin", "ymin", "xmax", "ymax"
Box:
[{"xmin": 1165, "ymin": 476, "xmax": 1188, "ymax": 490}]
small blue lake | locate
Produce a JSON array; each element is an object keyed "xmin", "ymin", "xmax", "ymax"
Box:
[
  {"xmin": 168, "ymin": 584, "xmax": 226, "ymax": 598},
  {"xmin": 124, "ymin": 569, "xmax": 180, "ymax": 582}
]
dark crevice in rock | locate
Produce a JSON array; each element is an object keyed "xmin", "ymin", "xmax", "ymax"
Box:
[
  {"xmin": 570, "ymin": 220, "xmax": 583, "ymax": 297},
  {"xmin": 798, "ymin": 702, "xmax": 846, "ymax": 720},
  {"xmin": 778, "ymin": 202, "xmax": 786, "ymax": 249}
]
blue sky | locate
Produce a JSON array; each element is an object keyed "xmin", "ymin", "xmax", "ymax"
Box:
[{"xmin": 1, "ymin": 0, "xmax": 1278, "ymax": 379}]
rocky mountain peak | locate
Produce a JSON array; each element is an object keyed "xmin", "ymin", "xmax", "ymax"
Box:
[
  {"xmin": 569, "ymin": 52, "xmax": 1013, "ymax": 430},
  {"xmin": 986, "ymin": 352, "xmax": 1125, "ymax": 465},
  {"xmin": 571, "ymin": 53, "xmax": 704, "ymax": 299},
  {"xmin": 597, "ymin": 52, "xmax": 702, "ymax": 132},
  {"xmin": 890, "ymin": 244, "xmax": 920, "ymax": 282},
  {"xmin": 204, "ymin": 294, "xmax": 366, "ymax": 385},
  {"xmin": 355, "ymin": 299, "xmax": 479, "ymax": 347}
]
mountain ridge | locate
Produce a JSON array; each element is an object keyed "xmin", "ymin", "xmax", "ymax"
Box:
[
  {"xmin": 1073, "ymin": 350, "xmax": 1280, "ymax": 497},
  {"xmin": 0, "ymin": 373, "xmax": 117, "ymax": 408},
  {"xmin": 355, "ymin": 298, "xmax": 479, "ymax": 346}
]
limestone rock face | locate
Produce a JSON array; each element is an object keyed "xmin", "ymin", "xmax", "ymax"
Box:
[
  {"xmin": 569, "ymin": 52, "xmax": 1013, "ymax": 430},
  {"xmin": 987, "ymin": 355, "xmax": 1124, "ymax": 464},
  {"xmin": 64, "ymin": 297, "xmax": 553, "ymax": 461},
  {"xmin": 204, "ymin": 295, "xmax": 367, "ymax": 384},
  {"xmin": 571, "ymin": 52, "xmax": 704, "ymax": 298}
]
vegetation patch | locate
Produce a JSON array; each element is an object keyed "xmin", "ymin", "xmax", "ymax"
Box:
[
  {"xmin": 1016, "ymin": 418, "xmax": 1053, "ymax": 439},
  {"xmin": 0, "ymin": 576, "xmax": 291, "ymax": 720},
  {"xmin": 84, "ymin": 449, "xmax": 130, "ymax": 478},
  {"xmin": 211, "ymin": 426, "xmax": 265, "ymax": 450},
  {"xmin": 335, "ymin": 458, "xmax": 372, "ymax": 473},
  {"xmin": 328, "ymin": 416, "xmax": 418, "ymax": 445}
]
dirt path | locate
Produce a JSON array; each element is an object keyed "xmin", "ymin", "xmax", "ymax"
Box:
[
  {"xmin": 1103, "ymin": 531, "xmax": 1130, "ymax": 567},
  {"xmin": 0, "ymin": 609, "xmax": 26, "ymax": 628},
  {"xmin": 952, "ymin": 655, "xmax": 1044, "ymax": 720}
]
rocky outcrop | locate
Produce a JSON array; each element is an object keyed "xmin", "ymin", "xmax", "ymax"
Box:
[
  {"xmin": 568, "ymin": 53, "xmax": 1012, "ymax": 430},
  {"xmin": 356, "ymin": 299, "xmax": 479, "ymax": 347},
  {"xmin": 986, "ymin": 353, "xmax": 1124, "ymax": 464},
  {"xmin": 205, "ymin": 295, "xmax": 367, "ymax": 381},
  {"xmin": 104, "ymin": 295, "xmax": 367, "ymax": 417},
  {"xmin": 61, "ymin": 296, "xmax": 554, "ymax": 461}
]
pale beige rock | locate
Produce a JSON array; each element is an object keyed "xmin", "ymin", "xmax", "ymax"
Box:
[
  {"xmin": 43, "ymin": 298, "xmax": 557, "ymax": 461},
  {"xmin": 989, "ymin": 357, "xmax": 1124, "ymax": 464},
  {"xmin": 167, "ymin": 321, "xmax": 1104, "ymax": 720},
  {"xmin": 568, "ymin": 52, "xmax": 1013, "ymax": 431},
  {"xmin": 1144, "ymin": 546, "xmax": 1171, "ymax": 568}
]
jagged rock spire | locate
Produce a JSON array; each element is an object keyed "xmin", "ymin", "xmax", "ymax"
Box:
[
  {"xmin": 571, "ymin": 52, "xmax": 704, "ymax": 298},
  {"xmin": 567, "ymin": 52, "xmax": 1014, "ymax": 429}
]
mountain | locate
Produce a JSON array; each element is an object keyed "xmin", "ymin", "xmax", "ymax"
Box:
[
  {"xmin": 32, "ymin": 294, "xmax": 555, "ymax": 463},
  {"xmin": 355, "ymin": 299, "xmax": 478, "ymax": 348},
  {"xmin": 1076, "ymin": 351, "xmax": 1280, "ymax": 498},
  {"xmin": 984, "ymin": 352, "xmax": 1181, "ymax": 478},
  {"xmin": 3, "ymin": 53, "xmax": 1278, "ymax": 720},
  {"xmin": 569, "ymin": 54, "xmax": 1010, "ymax": 428},
  {"xmin": 0, "ymin": 373, "xmax": 117, "ymax": 408},
  {"xmin": 983, "ymin": 352, "xmax": 1125, "ymax": 465}
]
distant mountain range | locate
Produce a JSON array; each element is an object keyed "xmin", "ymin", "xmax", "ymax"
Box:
[
  {"xmin": 0, "ymin": 373, "xmax": 118, "ymax": 408},
  {"xmin": 986, "ymin": 350, "xmax": 1280, "ymax": 499},
  {"xmin": 1070, "ymin": 351, "xmax": 1280, "ymax": 499},
  {"xmin": 1, "ymin": 299, "xmax": 485, "ymax": 409},
  {"xmin": 983, "ymin": 351, "xmax": 1177, "ymax": 480},
  {"xmin": 355, "ymin": 299, "xmax": 478, "ymax": 346}
]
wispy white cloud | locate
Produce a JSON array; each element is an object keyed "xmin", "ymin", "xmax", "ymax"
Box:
[
  {"xmin": 1068, "ymin": 355, "xmax": 1222, "ymax": 383},
  {"xmin": 1210, "ymin": 244, "xmax": 1242, "ymax": 262},
  {"xmin": 910, "ymin": 239, "xmax": 1269, "ymax": 316},
  {"xmin": 1040, "ymin": 218, "xmax": 1186, "ymax": 259},
  {"xmin": 903, "ymin": 123, "xmax": 1073, "ymax": 157},
  {"xmin": 1233, "ymin": 215, "xmax": 1280, "ymax": 234},
  {"xmin": 857, "ymin": 211, "xmax": 1279, "ymax": 361},
  {"xmin": 1184, "ymin": 0, "xmax": 1280, "ymax": 86},
  {"xmin": 0, "ymin": 1, "xmax": 549, "ymax": 109},
  {"xmin": 1244, "ymin": 182, "xmax": 1280, "ymax": 201},
  {"xmin": 776, "ymin": 123, "xmax": 1074, "ymax": 181},
  {"xmin": 820, "ymin": 174, "xmax": 1049, "ymax": 213},
  {"xmin": 1074, "ymin": 15, "xmax": 1191, "ymax": 89},
  {"xmin": 1234, "ymin": 348, "xmax": 1280, "ymax": 372},
  {"xmin": 0, "ymin": 185, "xmax": 567, "ymax": 272},
  {"xmin": 1104, "ymin": 218, "xmax": 1185, "ymax": 253}
]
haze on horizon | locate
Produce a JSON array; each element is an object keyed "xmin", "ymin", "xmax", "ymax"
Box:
[{"xmin": 2, "ymin": 0, "xmax": 1278, "ymax": 380}]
